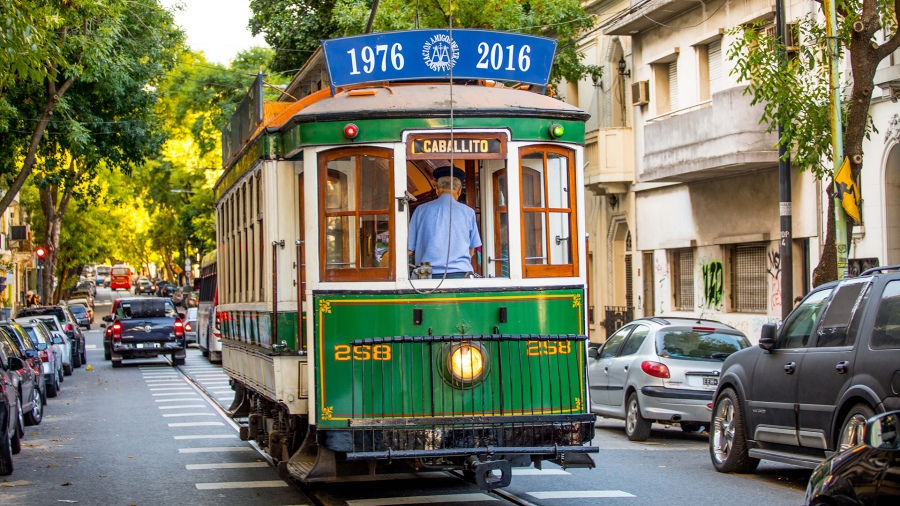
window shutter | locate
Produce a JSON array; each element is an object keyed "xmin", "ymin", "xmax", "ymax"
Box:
[
  {"xmin": 668, "ymin": 61, "xmax": 679, "ymax": 111},
  {"xmin": 708, "ymin": 39, "xmax": 723, "ymax": 95}
]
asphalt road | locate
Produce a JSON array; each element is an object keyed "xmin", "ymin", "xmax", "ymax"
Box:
[{"xmin": 0, "ymin": 286, "xmax": 811, "ymax": 505}]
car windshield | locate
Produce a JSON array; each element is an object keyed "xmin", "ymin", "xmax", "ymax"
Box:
[
  {"xmin": 22, "ymin": 327, "xmax": 48, "ymax": 350},
  {"xmin": 29, "ymin": 317, "xmax": 60, "ymax": 331},
  {"xmin": 69, "ymin": 306, "xmax": 86, "ymax": 316},
  {"xmin": 657, "ymin": 329, "xmax": 751, "ymax": 361}
]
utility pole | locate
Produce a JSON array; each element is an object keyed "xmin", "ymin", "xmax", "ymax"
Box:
[
  {"xmin": 775, "ymin": 0, "xmax": 793, "ymax": 320},
  {"xmin": 824, "ymin": 0, "xmax": 848, "ymax": 280}
]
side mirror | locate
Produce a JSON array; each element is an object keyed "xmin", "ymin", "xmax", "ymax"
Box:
[
  {"xmin": 8, "ymin": 356, "xmax": 25, "ymax": 371},
  {"xmin": 758, "ymin": 323, "xmax": 778, "ymax": 351},
  {"xmin": 103, "ymin": 315, "xmax": 112, "ymax": 322},
  {"xmin": 100, "ymin": 323, "xmax": 106, "ymax": 328},
  {"xmin": 588, "ymin": 346, "xmax": 599, "ymax": 360},
  {"xmin": 178, "ymin": 313, "xmax": 185, "ymax": 319},
  {"xmin": 866, "ymin": 411, "xmax": 900, "ymax": 450}
]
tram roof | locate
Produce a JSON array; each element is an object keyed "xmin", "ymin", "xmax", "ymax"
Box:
[{"xmin": 271, "ymin": 83, "xmax": 589, "ymax": 132}]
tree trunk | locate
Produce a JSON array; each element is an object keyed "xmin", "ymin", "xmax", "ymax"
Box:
[
  {"xmin": 813, "ymin": 183, "xmax": 838, "ymax": 287},
  {"xmin": 38, "ymin": 161, "xmax": 77, "ymax": 304}
]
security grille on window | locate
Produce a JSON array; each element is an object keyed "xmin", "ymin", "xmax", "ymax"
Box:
[
  {"xmin": 732, "ymin": 245, "xmax": 767, "ymax": 313},
  {"xmin": 673, "ymin": 249, "xmax": 694, "ymax": 311}
]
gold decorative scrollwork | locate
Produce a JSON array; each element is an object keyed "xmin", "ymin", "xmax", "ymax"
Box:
[
  {"xmin": 574, "ymin": 397, "xmax": 583, "ymax": 411},
  {"xmin": 572, "ymin": 294, "xmax": 582, "ymax": 309},
  {"xmin": 319, "ymin": 300, "xmax": 332, "ymax": 314},
  {"xmin": 321, "ymin": 406, "xmax": 334, "ymax": 420}
]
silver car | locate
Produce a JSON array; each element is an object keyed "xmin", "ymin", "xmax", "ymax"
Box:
[
  {"xmin": 588, "ymin": 317, "xmax": 751, "ymax": 441},
  {"xmin": 14, "ymin": 316, "xmax": 73, "ymax": 376},
  {"xmin": 183, "ymin": 307, "xmax": 198, "ymax": 344},
  {"xmin": 18, "ymin": 321, "xmax": 63, "ymax": 398}
]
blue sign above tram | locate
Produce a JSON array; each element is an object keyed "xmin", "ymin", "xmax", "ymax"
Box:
[{"xmin": 321, "ymin": 30, "xmax": 557, "ymax": 88}]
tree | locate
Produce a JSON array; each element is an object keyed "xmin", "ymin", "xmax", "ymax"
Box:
[
  {"xmin": 1, "ymin": 0, "xmax": 184, "ymax": 300},
  {"xmin": 729, "ymin": 2, "xmax": 899, "ymax": 285},
  {"xmin": 249, "ymin": 0, "xmax": 598, "ymax": 85}
]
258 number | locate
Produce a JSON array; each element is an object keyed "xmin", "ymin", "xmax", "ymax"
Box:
[
  {"xmin": 476, "ymin": 42, "xmax": 531, "ymax": 72},
  {"xmin": 526, "ymin": 341, "xmax": 571, "ymax": 356},
  {"xmin": 347, "ymin": 43, "xmax": 405, "ymax": 75},
  {"xmin": 334, "ymin": 344, "xmax": 392, "ymax": 361}
]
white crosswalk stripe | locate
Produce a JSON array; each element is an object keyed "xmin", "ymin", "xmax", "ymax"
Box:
[
  {"xmin": 178, "ymin": 447, "xmax": 255, "ymax": 453},
  {"xmin": 195, "ymin": 481, "xmax": 288, "ymax": 490}
]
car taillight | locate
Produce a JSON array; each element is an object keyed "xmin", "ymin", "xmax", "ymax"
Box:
[
  {"xmin": 65, "ymin": 323, "xmax": 74, "ymax": 332},
  {"xmin": 214, "ymin": 313, "xmax": 221, "ymax": 330},
  {"xmin": 112, "ymin": 321, "xmax": 122, "ymax": 342},
  {"xmin": 641, "ymin": 361, "xmax": 671, "ymax": 378},
  {"xmin": 174, "ymin": 318, "xmax": 184, "ymax": 338},
  {"xmin": 184, "ymin": 322, "xmax": 192, "ymax": 332},
  {"xmin": 39, "ymin": 349, "xmax": 49, "ymax": 362}
]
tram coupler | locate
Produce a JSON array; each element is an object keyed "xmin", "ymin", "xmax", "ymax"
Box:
[{"xmin": 465, "ymin": 457, "xmax": 511, "ymax": 491}]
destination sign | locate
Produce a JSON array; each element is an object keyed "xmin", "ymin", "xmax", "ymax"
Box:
[
  {"xmin": 407, "ymin": 134, "xmax": 506, "ymax": 160},
  {"xmin": 322, "ymin": 30, "xmax": 557, "ymax": 89}
]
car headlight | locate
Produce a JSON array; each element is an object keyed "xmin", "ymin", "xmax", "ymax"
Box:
[{"xmin": 448, "ymin": 344, "xmax": 485, "ymax": 382}]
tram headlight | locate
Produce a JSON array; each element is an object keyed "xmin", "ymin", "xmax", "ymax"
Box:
[{"xmin": 448, "ymin": 344, "xmax": 485, "ymax": 382}]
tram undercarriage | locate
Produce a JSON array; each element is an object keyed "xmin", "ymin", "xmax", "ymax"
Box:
[{"xmin": 227, "ymin": 380, "xmax": 596, "ymax": 490}]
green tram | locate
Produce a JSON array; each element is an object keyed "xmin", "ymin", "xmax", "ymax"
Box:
[{"xmin": 215, "ymin": 29, "xmax": 597, "ymax": 490}]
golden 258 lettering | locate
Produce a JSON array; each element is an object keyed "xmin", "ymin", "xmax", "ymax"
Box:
[
  {"xmin": 526, "ymin": 341, "xmax": 572, "ymax": 356},
  {"xmin": 334, "ymin": 344, "xmax": 392, "ymax": 361}
]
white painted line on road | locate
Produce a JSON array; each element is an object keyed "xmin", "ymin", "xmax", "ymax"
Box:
[
  {"xmin": 168, "ymin": 422, "xmax": 225, "ymax": 427},
  {"xmin": 162, "ymin": 413, "xmax": 217, "ymax": 417},
  {"xmin": 195, "ymin": 480, "xmax": 288, "ymax": 490},
  {"xmin": 146, "ymin": 380, "xmax": 186, "ymax": 384},
  {"xmin": 527, "ymin": 491, "xmax": 635, "ymax": 499},
  {"xmin": 155, "ymin": 392, "xmax": 200, "ymax": 396},
  {"xmin": 85, "ymin": 344, "xmax": 97, "ymax": 349},
  {"xmin": 143, "ymin": 372, "xmax": 179, "ymax": 376},
  {"xmin": 178, "ymin": 447, "xmax": 255, "ymax": 453},
  {"xmin": 149, "ymin": 388, "xmax": 193, "ymax": 392},
  {"xmin": 156, "ymin": 398, "xmax": 202, "ymax": 402},
  {"xmin": 511, "ymin": 469, "xmax": 571, "ymax": 476},
  {"xmin": 159, "ymin": 405, "xmax": 208, "ymax": 409},
  {"xmin": 186, "ymin": 462, "xmax": 269, "ymax": 470},
  {"xmin": 346, "ymin": 494, "xmax": 498, "ymax": 505},
  {"xmin": 173, "ymin": 435, "xmax": 237, "ymax": 440}
]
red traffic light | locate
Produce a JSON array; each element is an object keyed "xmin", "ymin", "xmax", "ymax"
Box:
[{"xmin": 35, "ymin": 247, "xmax": 46, "ymax": 258}]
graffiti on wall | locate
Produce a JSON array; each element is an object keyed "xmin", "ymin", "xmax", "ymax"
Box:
[
  {"xmin": 701, "ymin": 260, "xmax": 724, "ymax": 310},
  {"xmin": 768, "ymin": 250, "xmax": 781, "ymax": 312}
]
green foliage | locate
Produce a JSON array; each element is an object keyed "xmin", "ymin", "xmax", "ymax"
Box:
[
  {"xmin": 727, "ymin": 17, "xmax": 837, "ymax": 179},
  {"xmin": 251, "ymin": 0, "xmax": 596, "ymax": 86}
]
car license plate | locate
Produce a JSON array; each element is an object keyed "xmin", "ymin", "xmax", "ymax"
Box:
[
  {"xmin": 703, "ymin": 377, "xmax": 718, "ymax": 387},
  {"xmin": 136, "ymin": 343, "xmax": 159, "ymax": 349}
]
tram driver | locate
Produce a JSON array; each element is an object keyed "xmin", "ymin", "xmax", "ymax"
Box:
[{"xmin": 408, "ymin": 165, "xmax": 482, "ymax": 279}]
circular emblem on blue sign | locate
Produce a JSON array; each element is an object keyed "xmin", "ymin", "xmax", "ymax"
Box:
[{"xmin": 422, "ymin": 34, "xmax": 459, "ymax": 72}]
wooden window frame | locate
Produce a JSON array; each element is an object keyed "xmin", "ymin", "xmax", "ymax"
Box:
[
  {"xmin": 492, "ymin": 169, "xmax": 509, "ymax": 277},
  {"xmin": 318, "ymin": 146, "xmax": 395, "ymax": 282},
  {"xmin": 519, "ymin": 145, "xmax": 578, "ymax": 278}
]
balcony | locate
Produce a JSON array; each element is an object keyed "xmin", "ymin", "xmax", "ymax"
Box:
[
  {"xmin": 605, "ymin": 0, "xmax": 714, "ymax": 35},
  {"xmin": 584, "ymin": 127, "xmax": 634, "ymax": 194},
  {"xmin": 640, "ymin": 86, "xmax": 779, "ymax": 183}
]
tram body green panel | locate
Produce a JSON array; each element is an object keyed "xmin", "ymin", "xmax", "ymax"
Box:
[
  {"xmin": 219, "ymin": 310, "xmax": 302, "ymax": 350},
  {"xmin": 313, "ymin": 289, "xmax": 586, "ymax": 429}
]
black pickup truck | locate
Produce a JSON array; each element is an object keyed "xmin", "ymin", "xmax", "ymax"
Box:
[
  {"xmin": 103, "ymin": 298, "xmax": 187, "ymax": 368},
  {"xmin": 710, "ymin": 265, "xmax": 900, "ymax": 473}
]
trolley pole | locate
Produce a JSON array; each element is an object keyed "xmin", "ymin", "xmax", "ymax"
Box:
[
  {"xmin": 824, "ymin": 0, "xmax": 848, "ymax": 280},
  {"xmin": 776, "ymin": 0, "xmax": 793, "ymax": 320}
]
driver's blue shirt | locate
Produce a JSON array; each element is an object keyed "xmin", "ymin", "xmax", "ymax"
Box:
[{"xmin": 408, "ymin": 193, "xmax": 482, "ymax": 274}]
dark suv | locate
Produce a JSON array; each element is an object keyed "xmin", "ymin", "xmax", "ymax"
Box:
[
  {"xmin": 710, "ymin": 265, "xmax": 900, "ymax": 473},
  {"xmin": 16, "ymin": 306, "xmax": 86, "ymax": 369}
]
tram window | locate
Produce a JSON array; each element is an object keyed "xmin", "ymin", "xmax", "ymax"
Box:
[
  {"xmin": 519, "ymin": 146, "xmax": 577, "ymax": 278},
  {"xmin": 492, "ymin": 169, "xmax": 509, "ymax": 277},
  {"xmin": 320, "ymin": 147, "xmax": 394, "ymax": 282}
]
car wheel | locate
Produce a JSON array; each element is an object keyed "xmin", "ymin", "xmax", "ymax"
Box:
[
  {"xmin": 104, "ymin": 345, "xmax": 111, "ymax": 361},
  {"xmin": 11, "ymin": 409, "xmax": 22, "ymax": 455},
  {"xmin": 63, "ymin": 362, "xmax": 73, "ymax": 376},
  {"xmin": 0, "ymin": 424, "xmax": 13, "ymax": 476},
  {"xmin": 72, "ymin": 349, "xmax": 82, "ymax": 368},
  {"xmin": 46, "ymin": 374, "xmax": 59, "ymax": 398},
  {"xmin": 86, "ymin": 324, "xmax": 91, "ymax": 330},
  {"xmin": 838, "ymin": 404, "xmax": 875, "ymax": 452},
  {"xmin": 710, "ymin": 388, "xmax": 759, "ymax": 473},
  {"xmin": 58, "ymin": 368, "xmax": 64, "ymax": 383},
  {"xmin": 23, "ymin": 388, "xmax": 43, "ymax": 426},
  {"xmin": 172, "ymin": 356, "xmax": 185, "ymax": 366},
  {"xmin": 81, "ymin": 349, "xmax": 87, "ymax": 365},
  {"xmin": 112, "ymin": 358, "xmax": 123, "ymax": 368},
  {"xmin": 625, "ymin": 392, "xmax": 652, "ymax": 441},
  {"xmin": 681, "ymin": 422, "xmax": 705, "ymax": 433}
]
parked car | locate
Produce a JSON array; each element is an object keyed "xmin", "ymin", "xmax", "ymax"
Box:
[
  {"xmin": 136, "ymin": 277, "xmax": 154, "ymax": 295},
  {"xmin": 102, "ymin": 298, "xmax": 187, "ymax": 367},
  {"xmin": 155, "ymin": 282, "xmax": 176, "ymax": 297},
  {"xmin": 18, "ymin": 322, "xmax": 62, "ymax": 398},
  {"xmin": 710, "ymin": 265, "xmax": 900, "ymax": 474},
  {"xmin": 67, "ymin": 299, "xmax": 94, "ymax": 322},
  {"xmin": 68, "ymin": 305, "xmax": 92, "ymax": 330},
  {"xmin": 183, "ymin": 290, "xmax": 198, "ymax": 309},
  {"xmin": 14, "ymin": 316, "xmax": 73, "ymax": 376},
  {"xmin": 805, "ymin": 410, "xmax": 900, "ymax": 505},
  {"xmin": 15, "ymin": 306, "xmax": 85, "ymax": 369},
  {"xmin": 0, "ymin": 342, "xmax": 24, "ymax": 476},
  {"xmin": 0, "ymin": 324, "xmax": 45, "ymax": 426},
  {"xmin": 588, "ymin": 317, "xmax": 750, "ymax": 440},
  {"xmin": 183, "ymin": 307, "xmax": 198, "ymax": 344},
  {"xmin": 69, "ymin": 290, "xmax": 94, "ymax": 308}
]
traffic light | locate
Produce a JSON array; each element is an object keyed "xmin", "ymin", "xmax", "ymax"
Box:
[{"xmin": 35, "ymin": 247, "xmax": 46, "ymax": 259}]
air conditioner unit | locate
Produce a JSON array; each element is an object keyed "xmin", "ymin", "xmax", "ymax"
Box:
[
  {"xmin": 631, "ymin": 81, "xmax": 650, "ymax": 106},
  {"xmin": 9, "ymin": 225, "xmax": 28, "ymax": 241},
  {"xmin": 763, "ymin": 23, "xmax": 777, "ymax": 40},
  {"xmin": 785, "ymin": 22, "xmax": 800, "ymax": 51}
]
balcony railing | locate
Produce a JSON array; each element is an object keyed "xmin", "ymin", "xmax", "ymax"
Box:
[{"xmin": 584, "ymin": 127, "xmax": 634, "ymax": 194}]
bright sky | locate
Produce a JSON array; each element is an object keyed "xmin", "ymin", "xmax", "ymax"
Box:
[{"xmin": 161, "ymin": 0, "xmax": 268, "ymax": 66}]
